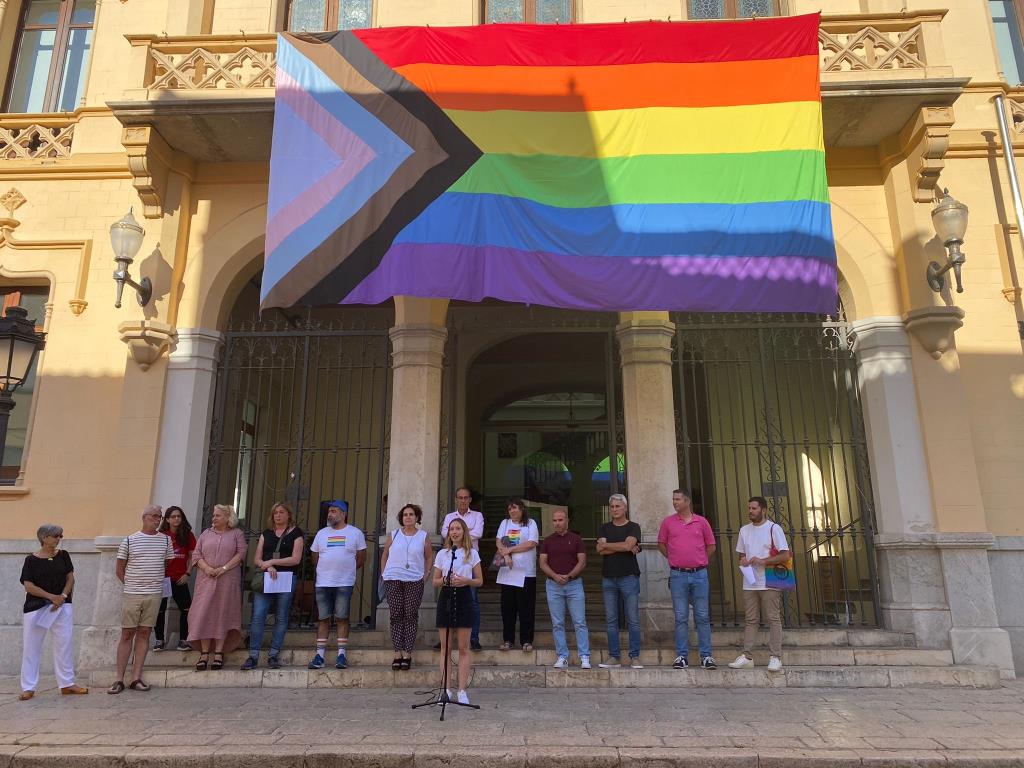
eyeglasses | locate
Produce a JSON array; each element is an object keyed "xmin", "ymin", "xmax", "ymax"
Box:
[
  {"xmin": 48, "ymin": 533, "xmax": 64, "ymax": 539},
  {"xmin": 455, "ymin": 496, "xmax": 471, "ymax": 500}
]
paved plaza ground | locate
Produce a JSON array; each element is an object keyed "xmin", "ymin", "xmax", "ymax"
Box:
[{"xmin": 1, "ymin": 677, "xmax": 1024, "ymax": 767}]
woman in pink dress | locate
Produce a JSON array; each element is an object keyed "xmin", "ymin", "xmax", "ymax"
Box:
[{"xmin": 187, "ymin": 504, "xmax": 247, "ymax": 670}]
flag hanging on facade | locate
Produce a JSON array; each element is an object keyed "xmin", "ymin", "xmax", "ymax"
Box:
[{"xmin": 262, "ymin": 15, "xmax": 836, "ymax": 312}]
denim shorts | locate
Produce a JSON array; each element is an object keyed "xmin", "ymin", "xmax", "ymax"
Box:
[{"xmin": 315, "ymin": 586, "xmax": 354, "ymax": 619}]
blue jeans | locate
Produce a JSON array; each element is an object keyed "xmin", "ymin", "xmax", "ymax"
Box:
[
  {"xmin": 249, "ymin": 580, "xmax": 296, "ymax": 658},
  {"xmin": 545, "ymin": 578, "xmax": 590, "ymax": 659},
  {"xmin": 469, "ymin": 586, "xmax": 480, "ymax": 645},
  {"xmin": 602, "ymin": 574, "xmax": 641, "ymax": 660},
  {"xmin": 669, "ymin": 568, "xmax": 712, "ymax": 659}
]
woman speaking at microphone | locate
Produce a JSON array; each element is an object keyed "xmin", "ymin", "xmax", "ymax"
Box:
[{"xmin": 433, "ymin": 517, "xmax": 483, "ymax": 705}]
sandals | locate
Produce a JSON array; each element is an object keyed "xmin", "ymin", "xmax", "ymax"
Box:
[
  {"xmin": 195, "ymin": 653, "xmax": 209, "ymax": 671},
  {"xmin": 522, "ymin": 643, "xmax": 534, "ymax": 652},
  {"xmin": 128, "ymin": 679, "xmax": 151, "ymax": 692},
  {"xmin": 499, "ymin": 642, "xmax": 512, "ymax": 651},
  {"xmin": 400, "ymin": 657, "xmax": 412, "ymax": 671},
  {"xmin": 211, "ymin": 653, "xmax": 224, "ymax": 671},
  {"xmin": 391, "ymin": 657, "xmax": 403, "ymax": 670},
  {"xmin": 19, "ymin": 691, "xmax": 34, "ymax": 701},
  {"xmin": 107, "ymin": 681, "xmax": 125, "ymax": 695}
]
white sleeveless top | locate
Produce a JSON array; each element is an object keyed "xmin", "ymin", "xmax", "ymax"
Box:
[{"xmin": 381, "ymin": 528, "xmax": 428, "ymax": 582}]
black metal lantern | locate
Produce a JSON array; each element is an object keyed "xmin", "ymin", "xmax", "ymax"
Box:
[{"xmin": 0, "ymin": 305, "xmax": 46, "ymax": 474}]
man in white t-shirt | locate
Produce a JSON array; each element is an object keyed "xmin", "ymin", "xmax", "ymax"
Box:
[
  {"xmin": 308, "ymin": 500, "xmax": 366, "ymax": 670},
  {"xmin": 728, "ymin": 496, "xmax": 790, "ymax": 673},
  {"xmin": 439, "ymin": 487, "xmax": 484, "ymax": 650}
]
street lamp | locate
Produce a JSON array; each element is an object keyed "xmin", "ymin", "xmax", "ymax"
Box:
[
  {"xmin": 110, "ymin": 209, "xmax": 152, "ymax": 308},
  {"xmin": 927, "ymin": 189, "xmax": 969, "ymax": 294},
  {"xmin": 0, "ymin": 305, "xmax": 46, "ymax": 475}
]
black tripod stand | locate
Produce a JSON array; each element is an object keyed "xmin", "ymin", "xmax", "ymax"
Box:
[{"xmin": 412, "ymin": 546, "xmax": 480, "ymax": 721}]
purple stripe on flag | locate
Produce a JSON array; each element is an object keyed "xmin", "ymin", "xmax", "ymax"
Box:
[{"xmin": 342, "ymin": 244, "xmax": 837, "ymax": 313}]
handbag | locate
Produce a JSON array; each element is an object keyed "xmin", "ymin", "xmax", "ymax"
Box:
[
  {"xmin": 764, "ymin": 523, "xmax": 796, "ymax": 592},
  {"xmin": 249, "ymin": 530, "xmax": 285, "ymax": 593}
]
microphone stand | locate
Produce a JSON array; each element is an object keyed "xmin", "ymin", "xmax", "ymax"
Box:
[{"xmin": 412, "ymin": 544, "xmax": 479, "ymax": 720}]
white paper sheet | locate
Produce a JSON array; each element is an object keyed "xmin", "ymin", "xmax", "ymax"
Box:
[
  {"xmin": 33, "ymin": 604, "xmax": 63, "ymax": 629},
  {"xmin": 263, "ymin": 571, "xmax": 293, "ymax": 594},
  {"xmin": 739, "ymin": 565, "xmax": 757, "ymax": 587},
  {"xmin": 495, "ymin": 566, "xmax": 526, "ymax": 588},
  {"xmin": 162, "ymin": 577, "xmax": 173, "ymax": 598}
]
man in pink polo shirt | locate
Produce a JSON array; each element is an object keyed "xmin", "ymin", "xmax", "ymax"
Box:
[{"xmin": 657, "ymin": 489, "xmax": 717, "ymax": 670}]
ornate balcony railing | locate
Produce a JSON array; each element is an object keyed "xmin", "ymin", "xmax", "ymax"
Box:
[
  {"xmin": 127, "ymin": 34, "xmax": 276, "ymax": 90},
  {"xmin": 818, "ymin": 13, "xmax": 945, "ymax": 73},
  {"xmin": 0, "ymin": 115, "xmax": 75, "ymax": 160}
]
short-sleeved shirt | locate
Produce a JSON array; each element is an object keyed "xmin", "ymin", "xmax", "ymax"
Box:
[
  {"xmin": 440, "ymin": 510, "xmax": 485, "ymax": 549},
  {"xmin": 117, "ymin": 531, "xmax": 175, "ymax": 595},
  {"xmin": 311, "ymin": 524, "xmax": 367, "ymax": 587},
  {"xmin": 539, "ymin": 531, "xmax": 585, "ymax": 577},
  {"xmin": 433, "ymin": 547, "xmax": 481, "ymax": 580},
  {"xmin": 657, "ymin": 513, "xmax": 715, "ymax": 569},
  {"xmin": 598, "ymin": 520, "xmax": 642, "ymax": 578},
  {"xmin": 20, "ymin": 550, "xmax": 74, "ymax": 613},
  {"xmin": 164, "ymin": 531, "xmax": 197, "ymax": 581},
  {"xmin": 736, "ymin": 521, "xmax": 790, "ymax": 591},
  {"xmin": 496, "ymin": 518, "xmax": 540, "ymax": 577},
  {"xmin": 259, "ymin": 526, "xmax": 305, "ymax": 573}
]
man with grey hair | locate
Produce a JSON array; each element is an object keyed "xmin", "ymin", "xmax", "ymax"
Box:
[
  {"xmin": 108, "ymin": 505, "xmax": 173, "ymax": 694},
  {"xmin": 596, "ymin": 494, "xmax": 643, "ymax": 668}
]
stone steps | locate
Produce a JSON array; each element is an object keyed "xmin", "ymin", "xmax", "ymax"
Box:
[{"xmin": 87, "ymin": 663, "xmax": 999, "ymax": 690}]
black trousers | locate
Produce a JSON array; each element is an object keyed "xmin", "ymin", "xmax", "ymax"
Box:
[
  {"xmin": 500, "ymin": 576, "xmax": 537, "ymax": 645},
  {"xmin": 155, "ymin": 580, "xmax": 192, "ymax": 643}
]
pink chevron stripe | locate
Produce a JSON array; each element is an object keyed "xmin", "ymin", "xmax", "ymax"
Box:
[{"xmin": 267, "ymin": 68, "xmax": 377, "ymax": 255}]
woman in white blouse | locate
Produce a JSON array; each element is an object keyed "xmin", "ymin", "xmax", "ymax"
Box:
[
  {"xmin": 433, "ymin": 517, "xmax": 483, "ymax": 705},
  {"xmin": 495, "ymin": 498, "xmax": 540, "ymax": 652},
  {"xmin": 380, "ymin": 503, "xmax": 432, "ymax": 671}
]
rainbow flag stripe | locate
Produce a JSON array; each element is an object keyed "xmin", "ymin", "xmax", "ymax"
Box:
[
  {"xmin": 262, "ymin": 15, "xmax": 835, "ymax": 312},
  {"xmin": 327, "ymin": 535, "xmax": 347, "ymax": 547}
]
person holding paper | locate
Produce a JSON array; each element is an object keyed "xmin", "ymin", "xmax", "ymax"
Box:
[
  {"xmin": 242, "ymin": 502, "xmax": 305, "ymax": 671},
  {"xmin": 728, "ymin": 496, "xmax": 790, "ymax": 673},
  {"xmin": 596, "ymin": 494, "xmax": 643, "ymax": 669},
  {"xmin": 18, "ymin": 524, "xmax": 88, "ymax": 701},
  {"xmin": 153, "ymin": 506, "xmax": 196, "ymax": 652},
  {"xmin": 380, "ymin": 503, "xmax": 432, "ymax": 670},
  {"xmin": 495, "ymin": 498, "xmax": 539, "ymax": 652},
  {"xmin": 188, "ymin": 504, "xmax": 246, "ymax": 670},
  {"xmin": 433, "ymin": 517, "xmax": 484, "ymax": 704},
  {"xmin": 307, "ymin": 500, "xmax": 366, "ymax": 671}
]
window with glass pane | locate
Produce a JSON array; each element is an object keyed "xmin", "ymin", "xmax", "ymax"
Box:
[
  {"xmin": 485, "ymin": 0, "xmax": 574, "ymax": 23},
  {"xmin": 990, "ymin": 1, "xmax": 1024, "ymax": 85},
  {"xmin": 688, "ymin": 0, "xmax": 778, "ymax": 18},
  {"xmin": 286, "ymin": 0, "xmax": 373, "ymax": 30},
  {"xmin": 0, "ymin": 288, "xmax": 47, "ymax": 485},
  {"xmin": 4, "ymin": 0, "xmax": 95, "ymax": 113}
]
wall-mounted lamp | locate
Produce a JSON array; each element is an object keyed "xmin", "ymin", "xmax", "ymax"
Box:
[
  {"xmin": 927, "ymin": 189, "xmax": 969, "ymax": 294},
  {"xmin": 0, "ymin": 306, "xmax": 46, "ymax": 478},
  {"xmin": 110, "ymin": 209, "xmax": 152, "ymax": 308}
]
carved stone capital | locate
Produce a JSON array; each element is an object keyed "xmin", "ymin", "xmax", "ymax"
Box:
[
  {"xmin": 118, "ymin": 319, "xmax": 178, "ymax": 371},
  {"xmin": 121, "ymin": 125, "xmax": 173, "ymax": 219},
  {"xmin": 903, "ymin": 305, "xmax": 964, "ymax": 359},
  {"xmin": 901, "ymin": 106, "xmax": 955, "ymax": 203}
]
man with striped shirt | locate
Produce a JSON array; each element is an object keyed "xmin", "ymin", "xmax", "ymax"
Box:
[{"xmin": 108, "ymin": 505, "xmax": 174, "ymax": 694}]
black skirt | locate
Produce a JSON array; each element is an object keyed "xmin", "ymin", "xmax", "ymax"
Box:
[{"xmin": 435, "ymin": 586, "xmax": 473, "ymax": 628}]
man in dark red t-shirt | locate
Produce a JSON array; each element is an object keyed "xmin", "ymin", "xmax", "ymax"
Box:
[{"xmin": 538, "ymin": 509, "xmax": 590, "ymax": 670}]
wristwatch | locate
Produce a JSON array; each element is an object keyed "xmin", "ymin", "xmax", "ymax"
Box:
[
  {"xmin": 60, "ymin": 593, "xmax": 68, "ymax": 599},
  {"xmin": 221, "ymin": 565, "xmax": 227, "ymax": 572}
]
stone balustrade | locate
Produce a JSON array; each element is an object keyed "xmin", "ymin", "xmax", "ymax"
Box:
[
  {"xmin": 0, "ymin": 115, "xmax": 75, "ymax": 160},
  {"xmin": 818, "ymin": 12, "xmax": 945, "ymax": 74}
]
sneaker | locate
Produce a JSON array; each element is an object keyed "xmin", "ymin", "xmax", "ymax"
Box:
[
  {"xmin": 767, "ymin": 656, "xmax": 783, "ymax": 673},
  {"xmin": 445, "ymin": 688, "xmax": 455, "ymax": 702},
  {"xmin": 728, "ymin": 653, "xmax": 754, "ymax": 669},
  {"xmin": 672, "ymin": 655, "xmax": 688, "ymax": 669},
  {"xmin": 457, "ymin": 689, "xmax": 470, "ymax": 705},
  {"xmin": 241, "ymin": 656, "xmax": 258, "ymax": 671},
  {"xmin": 335, "ymin": 652, "xmax": 348, "ymax": 670},
  {"xmin": 267, "ymin": 655, "xmax": 281, "ymax": 670},
  {"xmin": 630, "ymin": 659, "xmax": 645, "ymax": 669},
  {"xmin": 700, "ymin": 656, "xmax": 717, "ymax": 670},
  {"xmin": 176, "ymin": 642, "xmax": 192, "ymax": 652},
  {"xmin": 152, "ymin": 640, "xmax": 164, "ymax": 652},
  {"xmin": 470, "ymin": 641, "xmax": 483, "ymax": 651},
  {"xmin": 580, "ymin": 655, "xmax": 592, "ymax": 670},
  {"xmin": 307, "ymin": 654, "xmax": 325, "ymax": 670},
  {"xmin": 598, "ymin": 658, "xmax": 622, "ymax": 669},
  {"xmin": 553, "ymin": 656, "xmax": 569, "ymax": 670}
]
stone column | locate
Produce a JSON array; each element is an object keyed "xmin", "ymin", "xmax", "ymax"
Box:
[
  {"xmin": 150, "ymin": 329, "xmax": 224, "ymax": 528},
  {"xmin": 77, "ymin": 536, "xmax": 125, "ymax": 670},
  {"xmin": 616, "ymin": 312, "xmax": 679, "ymax": 630}
]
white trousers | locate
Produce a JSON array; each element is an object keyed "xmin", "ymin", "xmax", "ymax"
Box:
[{"xmin": 21, "ymin": 604, "xmax": 76, "ymax": 692}]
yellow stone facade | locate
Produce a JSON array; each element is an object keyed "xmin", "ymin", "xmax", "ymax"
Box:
[{"xmin": 0, "ymin": 0, "xmax": 1022, "ymax": 675}]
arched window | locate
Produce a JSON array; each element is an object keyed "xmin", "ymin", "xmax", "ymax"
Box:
[
  {"xmin": 687, "ymin": 0, "xmax": 780, "ymax": 19},
  {"xmin": 286, "ymin": 0, "xmax": 373, "ymax": 32},
  {"xmin": 484, "ymin": 0, "xmax": 573, "ymax": 24}
]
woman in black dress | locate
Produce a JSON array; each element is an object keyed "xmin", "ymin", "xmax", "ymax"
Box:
[
  {"xmin": 19, "ymin": 524, "xmax": 88, "ymax": 700},
  {"xmin": 433, "ymin": 517, "xmax": 483, "ymax": 705}
]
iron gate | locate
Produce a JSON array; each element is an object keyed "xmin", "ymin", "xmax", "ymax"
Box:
[
  {"xmin": 672, "ymin": 312, "xmax": 879, "ymax": 628},
  {"xmin": 203, "ymin": 310, "xmax": 392, "ymax": 629}
]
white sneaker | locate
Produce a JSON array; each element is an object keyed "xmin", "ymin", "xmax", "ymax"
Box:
[
  {"xmin": 728, "ymin": 654, "xmax": 754, "ymax": 669},
  {"xmin": 580, "ymin": 655, "xmax": 592, "ymax": 669},
  {"xmin": 553, "ymin": 656, "xmax": 569, "ymax": 670},
  {"xmin": 598, "ymin": 658, "xmax": 621, "ymax": 669},
  {"xmin": 767, "ymin": 656, "xmax": 783, "ymax": 673},
  {"xmin": 445, "ymin": 688, "xmax": 455, "ymax": 701},
  {"xmin": 630, "ymin": 660, "xmax": 645, "ymax": 669},
  {"xmin": 457, "ymin": 689, "xmax": 470, "ymax": 704}
]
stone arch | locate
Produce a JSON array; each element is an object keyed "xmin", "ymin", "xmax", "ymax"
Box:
[{"xmin": 829, "ymin": 199, "xmax": 900, "ymax": 320}]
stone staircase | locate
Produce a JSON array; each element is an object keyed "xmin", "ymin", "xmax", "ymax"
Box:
[{"xmin": 87, "ymin": 627, "xmax": 1001, "ymax": 690}]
